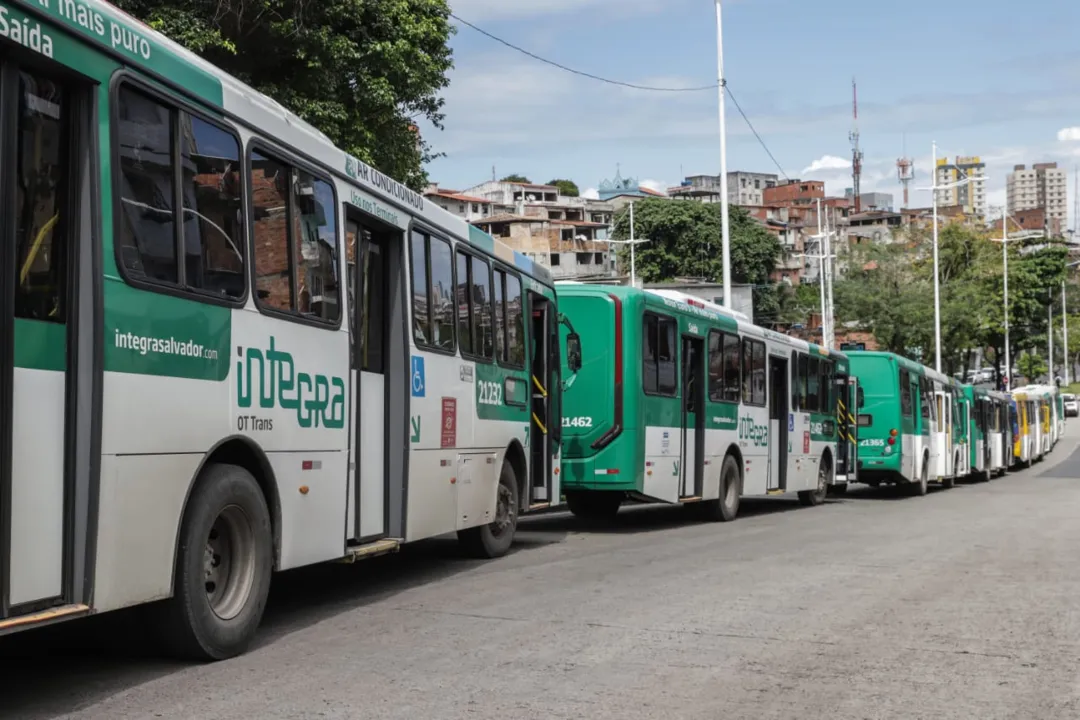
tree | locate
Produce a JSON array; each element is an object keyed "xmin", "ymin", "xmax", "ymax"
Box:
[
  {"xmin": 115, "ymin": 0, "xmax": 455, "ymax": 190},
  {"xmin": 547, "ymin": 179, "xmax": 579, "ymax": 197},
  {"xmin": 500, "ymin": 174, "xmax": 530, "ymax": 183},
  {"xmin": 609, "ymin": 199, "xmax": 781, "ymax": 323}
]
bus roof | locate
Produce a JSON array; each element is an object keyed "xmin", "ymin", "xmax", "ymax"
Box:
[
  {"xmin": 846, "ymin": 350, "xmax": 953, "ymax": 385},
  {"xmin": 19, "ymin": 0, "xmax": 550, "ymax": 285},
  {"xmin": 558, "ymin": 284, "xmax": 849, "ymax": 361}
]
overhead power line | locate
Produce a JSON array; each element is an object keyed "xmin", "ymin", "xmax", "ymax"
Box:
[{"xmin": 451, "ymin": 12, "xmax": 790, "ymax": 180}]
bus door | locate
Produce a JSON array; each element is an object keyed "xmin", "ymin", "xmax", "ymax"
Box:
[
  {"xmin": 527, "ymin": 292, "xmax": 556, "ymax": 506},
  {"xmin": 346, "ymin": 217, "xmax": 396, "ymax": 542},
  {"xmin": 0, "ymin": 61, "xmax": 97, "ymax": 622},
  {"xmin": 767, "ymin": 355, "xmax": 788, "ymax": 492},
  {"xmin": 835, "ymin": 375, "xmax": 859, "ymax": 484},
  {"xmin": 679, "ymin": 335, "xmax": 705, "ymax": 498}
]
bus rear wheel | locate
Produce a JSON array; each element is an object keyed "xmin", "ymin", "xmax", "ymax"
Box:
[
  {"xmin": 703, "ymin": 454, "xmax": 741, "ymax": 522},
  {"xmin": 162, "ymin": 463, "xmax": 273, "ymax": 661},
  {"xmin": 799, "ymin": 456, "xmax": 829, "ymax": 507},
  {"xmin": 458, "ymin": 461, "xmax": 518, "ymax": 559},
  {"xmin": 566, "ymin": 491, "xmax": 622, "ymax": 521},
  {"xmin": 909, "ymin": 458, "xmax": 929, "ymax": 496}
]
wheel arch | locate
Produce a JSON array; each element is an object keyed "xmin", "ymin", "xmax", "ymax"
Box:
[
  {"xmin": 171, "ymin": 435, "xmax": 283, "ymax": 583},
  {"xmin": 503, "ymin": 438, "xmax": 528, "ymax": 510}
]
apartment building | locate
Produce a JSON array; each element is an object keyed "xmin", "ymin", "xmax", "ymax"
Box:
[
  {"xmin": 934, "ymin": 156, "xmax": 987, "ymax": 219},
  {"xmin": 668, "ymin": 171, "xmax": 778, "ymax": 205},
  {"xmin": 1007, "ymin": 162, "xmax": 1067, "ymax": 231}
]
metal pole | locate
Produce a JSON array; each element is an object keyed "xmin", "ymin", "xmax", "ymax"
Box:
[
  {"xmin": 824, "ymin": 208, "xmax": 834, "ymax": 349},
  {"xmin": 931, "ymin": 141, "xmax": 942, "ymax": 373},
  {"xmin": 1003, "ymin": 211, "xmax": 1010, "ymax": 388},
  {"xmin": 1064, "ymin": 279, "xmax": 1069, "ymax": 385},
  {"xmin": 1049, "ymin": 287, "xmax": 1054, "ymax": 384},
  {"xmin": 629, "ymin": 201, "xmax": 637, "ymax": 288},
  {"xmin": 816, "ymin": 198, "xmax": 825, "ymax": 343},
  {"xmin": 715, "ymin": 0, "xmax": 732, "ymax": 308}
]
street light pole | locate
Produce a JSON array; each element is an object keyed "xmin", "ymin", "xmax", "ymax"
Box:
[
  {"xmin": 931, "ymin": 141, "xmax": 943, "ymax": 372},
  {"xmin": 1049, "ymin": 287, "xmax": 1054, "ymax": 384},
  {"xmin": 715, "ymin": 0, "xmax": 732, "ymax": 308},
  {"xmin": 1064, "ymin": 279, "xmax": 1069, "ymax": 385},
  {"xmin": 1002, "ymin": 214, "xmax": 1010, "ymax": 387},
  {"xmin": 816, "ymin": 198, "xmax": 826, "ymax": 343}
]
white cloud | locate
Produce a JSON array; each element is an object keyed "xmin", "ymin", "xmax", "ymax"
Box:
[
  {"xmin": 802, "ymin": 155, "xmax": 850, "ymax": 174},
  {"xmin": 581, "ymin": 187, "xmax": 600, "ymax": 200},
  {"xmin": 1059, "ymin": 127, "xmax": 1080, "ymax": 142},
  {"xmin": 640, "ymin": 178, "xmax": 669, "ymax": 194}
]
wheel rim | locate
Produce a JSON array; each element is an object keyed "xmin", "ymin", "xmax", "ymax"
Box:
[
  {"xmin": 491, "ymin": 482, "xmax": 516, "ymax": 537},
  {"xmin": 204, "ymin": 505, "xmax": 257, "ymax": 621}
]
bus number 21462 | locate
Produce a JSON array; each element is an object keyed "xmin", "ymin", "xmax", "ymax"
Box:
[{"xmin": 562, "ymin": 416, "xmax": 594, "ymax": 428}]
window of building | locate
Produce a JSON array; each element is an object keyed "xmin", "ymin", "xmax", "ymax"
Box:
[
  {"xmin": 409, "ymin": 231, "xmax": 454, "ymax": 352},
  {"xmin": 116, "ymin": 83, "xmax": 245, "ymax": 300}
]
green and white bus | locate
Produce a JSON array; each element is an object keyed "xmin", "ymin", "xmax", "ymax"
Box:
[
  {"xmin": 557, "ymin": 285, "xmax": 858, "ymax": 521},
  {"xmin": 0, "ymin": 0, "xmax": 570, "ymax": 660},
  {"xmin": 963, "ymin": 385, "xmax": 1011, "ymax": 481},
  {"xmin": 848, "ymin": 351, "xmax": 967, "ymax": 494}
]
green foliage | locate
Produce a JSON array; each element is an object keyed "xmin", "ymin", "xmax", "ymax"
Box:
[
  {"xmin": 1016, "ymin": 351, "xmax": 1047, "ymax": 382},
  {"xmin": 114, "ymin": 0, "xmax": 455, "ymax": 191},
  {"xmin": 547, "ymin": 179, "xmax": 579, "ymax": 197},
  {"xmin": 833, "ymin": 223, "xmax": 1068, "ymax": 376},
  {"xmin": 500, "ymin": 174, "xmax": 530, "ymax": 183},
  {"xmin": 610, "ymin": 199, "xmax": 780, "ymax": 284}
]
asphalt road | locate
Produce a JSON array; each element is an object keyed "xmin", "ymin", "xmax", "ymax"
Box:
[{"xmin": 4, "ymin": 427, "xmax": 1080, "ymax": 720}]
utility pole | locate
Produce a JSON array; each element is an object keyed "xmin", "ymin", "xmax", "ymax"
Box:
[{"xmin": 715, "ymin": 0, "xmax": 732, "ymax": 308}]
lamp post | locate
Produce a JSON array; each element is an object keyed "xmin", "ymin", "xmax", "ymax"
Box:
[
  {"xmin": 989, "ymin": 208, "xmax": 1044, "ymax": 388},
  {"xmin": 916, "ymin": 143, "xmax": 988, "ymax": 373},
  {"xmin": 1063, "ymin": 260, "xmax": 1080, "ymax": 385},
  {"xmin": 609, "ymin": 201, "xmax": 651, "ymax": 288},
  {"xmin": 799, "ymin": 209, "xmax": 838, "ymax": 349},
  {"xmin": 715, "ymin": 0, "xmax": 732, "ymax": 308}
]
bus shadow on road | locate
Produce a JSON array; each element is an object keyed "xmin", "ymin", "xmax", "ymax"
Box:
[
  {"xmin": 0, "ymin": 531, "xmax": 564, "ymax": 719},
  {"xmin": 839, "ymin": 482, "xmax": 957, "ymax": 501},
  {"xmin": 521, "ymin": 496, "xmax": 806, "ymax": 535}
]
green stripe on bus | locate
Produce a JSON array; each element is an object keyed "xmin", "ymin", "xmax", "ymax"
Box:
[{"xmin": 14, "ymin": 318, "xmax": 65, "ymax": 372}]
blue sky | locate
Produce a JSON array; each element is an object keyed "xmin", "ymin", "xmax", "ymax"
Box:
[{"xmin": 425, "ymin": 0, "xmax": 1080, "ymax": 221}]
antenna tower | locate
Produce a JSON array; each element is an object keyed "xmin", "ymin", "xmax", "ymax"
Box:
[
  {"xmin": 849, "ymin": 77, "xmax": 863, "ymax": 213},
  {"xmin": 897, "ymin": 134, "xmax": 914, "ymax": 209}
]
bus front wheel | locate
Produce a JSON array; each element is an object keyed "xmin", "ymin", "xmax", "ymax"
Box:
[
  {"xmin": 163, "ymin": 463, "xmax": 273, "ymax": 661},
  {"xmin": 458, "ymin": 461, "xmax": 518, "ymax": 559}
]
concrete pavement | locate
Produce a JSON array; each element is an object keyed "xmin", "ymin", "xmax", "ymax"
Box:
[{"xmin": 3, "ymin": 426, "xmax": 1080, "ymax": 719}]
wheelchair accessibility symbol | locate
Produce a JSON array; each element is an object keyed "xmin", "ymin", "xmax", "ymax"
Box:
[{"xmin": 411, "ymin": 356, "xmax": 425, "ymax": 397}]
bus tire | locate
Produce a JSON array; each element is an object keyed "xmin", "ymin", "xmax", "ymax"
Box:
[
  {"xmin": 703, "ymin": 454, "xmax": 741, "ymax": 522},
  {"xmin": 827, "ymin": 482, "xmax": 848, "ymax": 497},
  {"xmin": 566, "ymin": 491, "xmax": 622, "ymax": 521},
  {"xmin": 910, "ymin": 457, "xmax": 929, "ymax": 496},
  {"xmin": 458, "ymin": 461, "xmax": 518, "ymax": 559},
  {"xmin": 162, "ymin": 463, "xmax": 273, "ymax": 662},
  {"xmin": 799, "ymin": 456, "xmax": 829, "ymax": 507}
]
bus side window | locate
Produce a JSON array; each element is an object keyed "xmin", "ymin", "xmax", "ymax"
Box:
[
  {"xmin": 798, "ymin": 353, "xmax": 808, "ymax": 410},
  {"xmin": 900, "ymin": 369, "xmax": 912, "ymax": 416}
]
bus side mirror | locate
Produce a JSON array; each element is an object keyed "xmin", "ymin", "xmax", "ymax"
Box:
[
  {"xmin": 566, "ymin": 333, "xmax": 582, "ymax": 372},
  {"xmin": 857, "ymin": 388, "xmax": 865, "ymax": 408}
]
